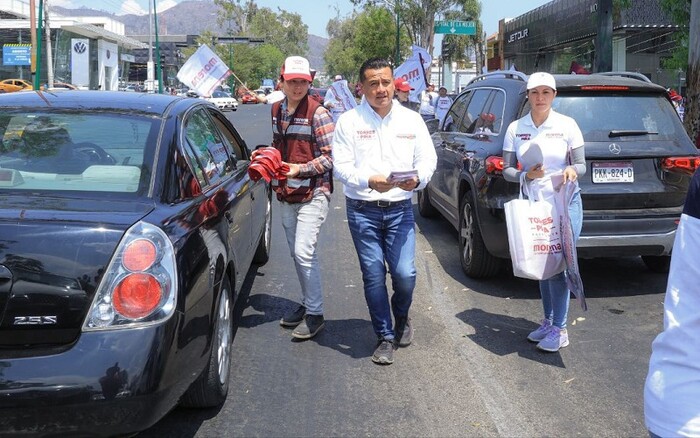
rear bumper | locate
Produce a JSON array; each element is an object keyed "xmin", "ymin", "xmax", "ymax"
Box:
[
  {"xmin": 577, "ymin": 229, "xmax": 675, "ymax": 256},
  {"xmin": 0, "ymin": 315, "xmax": 205, "ymax": 437}
]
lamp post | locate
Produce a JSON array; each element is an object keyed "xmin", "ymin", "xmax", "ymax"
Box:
[
  {"xmin": 153, "ymin": 0, "xmax": 163, "ymax": 94},
  {"xmin": 394, "ymin": 1, "xmax": 400, "ymax": 66}
]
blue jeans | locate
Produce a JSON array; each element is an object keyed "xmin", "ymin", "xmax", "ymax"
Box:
[
  {"xmin": 539, "ymin": 191, "xmax": 583, "ymax": 329},
  {"xmin": 279, "ymin": 189, "xmax": 329, "ymax": 315},
  {"xmin": 346, "ymin": 197, "xmax": 416, "ymax": 341}
]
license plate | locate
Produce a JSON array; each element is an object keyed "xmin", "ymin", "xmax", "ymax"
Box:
[{"xmin": 592, "ymin": 162, "xmax": 634, "ymax": 183}]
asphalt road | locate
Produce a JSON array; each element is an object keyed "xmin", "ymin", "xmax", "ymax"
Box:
[{"xmin": 139, "ymin": 103, "xmax": 668, "ymax": 437}]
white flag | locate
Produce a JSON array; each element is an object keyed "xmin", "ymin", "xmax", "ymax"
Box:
[
  {"xmin": 394, "ymin": 56, "xmax": 428, "ymax": 103},
  {"xmin": 177, "ymin": 44, "xmax": 231, "ymax": 97},
  {"xmin": 411, "ymin": 45, "xmax": 432, "ymax": 71}
]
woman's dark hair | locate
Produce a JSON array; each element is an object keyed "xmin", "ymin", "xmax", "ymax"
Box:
[{"xmin": 359, "ymin": 58, "xmax": 393, "ymax": 83}]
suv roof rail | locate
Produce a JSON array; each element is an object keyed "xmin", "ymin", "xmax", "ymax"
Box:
[
  {"xmin": 596, "ymin": 71, "xmax": 653, "ymax": 83},
  {"xmin": 468, "ymin": 70, "xmax": 528, "ymax": 86}
]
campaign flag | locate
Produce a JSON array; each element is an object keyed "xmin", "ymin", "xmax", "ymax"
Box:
[
  {"xmin": 394, "ymin": 56, "xmax": 428, "ymax": 103},
  {"xmin": 411, "ymin": 45, "xmax": 432, "ymax": 71},
  {"xmin": 177, "ymin": 44, "xmax": 231, "ymax": 97},
  {"xmin": 325, "ymin": 79, "xmax": 356, "ymax": 122}
]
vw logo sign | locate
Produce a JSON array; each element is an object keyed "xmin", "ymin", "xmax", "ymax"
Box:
[
  {"xmin": 73, "ymin": 41, "xmax": 86, "ymax": 54},
  {"xmin": 609, "ymin": 143, "xmax": 621, "ymax": 154}
]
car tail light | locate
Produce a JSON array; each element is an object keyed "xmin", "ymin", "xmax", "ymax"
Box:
[
  {"xmin": 580, "ymin": 85, "xmax": 630, "ymax": 91},
  {"xmin": 485, "ymin": 156, "xmax": 522, "ymax": 175},
  {"xmin": 83, "ymin": 222, "xmax": 177, "ymax": 331},
  {"xmin": 661, "ymin": 156, "xmax": 700, "ymax": 175}
]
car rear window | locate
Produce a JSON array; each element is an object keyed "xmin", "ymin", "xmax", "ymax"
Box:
[
  {"xmin": 0, "ymin": 112, "xmax": 156, "ymax": 193},
  {"xmin": 552, "ymin": 93, "xmax": 685, "ymax": 142}
]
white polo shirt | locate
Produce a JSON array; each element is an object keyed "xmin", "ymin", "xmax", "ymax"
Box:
[
  {"xmin": 503, "ymin": 110, "xmax": 584, "ymax": 201},
  {"xmin": 332, "ymin": 98, "xmax": 437, "ymax": 202}
]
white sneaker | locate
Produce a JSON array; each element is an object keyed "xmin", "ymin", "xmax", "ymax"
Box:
[
  {"xmin": 537, "ymin": 326, "xmax": 569, "ymax": 352},
  {"xmin": 527, "ymin": 319, "xmax": 552, "ymax": 342}
]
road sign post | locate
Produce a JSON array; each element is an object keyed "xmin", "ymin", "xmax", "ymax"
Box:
[{"xmin": 434, "ymin": 20, "xmax": 476, "ymax": 35}]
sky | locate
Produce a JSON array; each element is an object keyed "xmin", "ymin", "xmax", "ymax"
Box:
[{"xmin": 54, "ymin": 0, "xmax": 550, "ymax": 38}]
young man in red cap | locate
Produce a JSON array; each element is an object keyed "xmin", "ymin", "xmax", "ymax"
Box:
[
  {"xmin": 272, "ymin": 55, "xmax": 335, "ymax": 340},
  {"xmin": 394, "ymin": 78, "xmax": 418, "ymax": 112}
]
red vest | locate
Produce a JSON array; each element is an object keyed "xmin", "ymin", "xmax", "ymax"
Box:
[{"xmin": 271, "ymin": 96, "xmax": 329, "ymax": 203}]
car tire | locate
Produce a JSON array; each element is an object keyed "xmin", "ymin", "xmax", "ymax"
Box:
[
  {"xmin": 417, "ymin": 187, "xmax": 438, "ymax": 218},
  {"xmin": 459, "ymin": 192, "xmax": 502, "ymax": 278},
  {"xmin": 253, "ymin": 192, "xmax": 272, "ymax": 265},
  {"xmin": 180, "ymin": 276, "xmax": 233, "ymax": 408},
  {"xmin": 641, "ymin": 255, "xmax": 671, "ymax": 273}
]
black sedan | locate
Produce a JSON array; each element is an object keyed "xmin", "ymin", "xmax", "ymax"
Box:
[{"xmin": 0, "ymin": 90, "xmax": 272, "ymax": 436}]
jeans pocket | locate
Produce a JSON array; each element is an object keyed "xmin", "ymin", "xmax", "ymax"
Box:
[{"xmin": 345, "ymin": 197, "xmax": 365, "ymax": 211}]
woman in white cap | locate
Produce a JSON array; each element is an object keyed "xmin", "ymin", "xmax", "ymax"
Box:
[{"xmin": 502, "ymin": 72, "xmax": 587, "ymax": 352}]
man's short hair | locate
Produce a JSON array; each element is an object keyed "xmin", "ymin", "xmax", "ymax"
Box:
[{"xmin": 359, "ymin": 58, "xmax": 393, "ymax": 83}]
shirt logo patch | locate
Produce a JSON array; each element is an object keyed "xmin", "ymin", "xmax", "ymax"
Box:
[
  {"xmin": 396, "ymin": 134, "xmax": 416, "ymax": 140},
  {"xmin": 546, "ymin": 133, "xmax": 564, "ymax": 139},
  {"xmin": 516, "ymin": 133, "xmax": 531, "ymax": 140},
  {"xmin": 355, "ymin": 129, "xmax": 377, "ymax": 141}
]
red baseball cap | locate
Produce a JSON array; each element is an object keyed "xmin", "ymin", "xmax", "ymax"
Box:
[
  {"xmin": 394, "ymin": 78, "xmax": 414, "ymax": 92},
  {"xmin": 280, "ymin": 56, "xmax": 312, "ymax": 82}
]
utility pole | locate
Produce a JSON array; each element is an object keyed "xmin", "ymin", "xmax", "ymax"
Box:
[
  {"xmin": 30, "ymin": 0, "xmax": 37, "ymax": 86},
  {"xmin": 147, "ymin": 0, "xmax": 154, "ymax": 92},
  {"xmin": 594, "ymin": 0, "xmax": 613, "ymax": 72},
  {"xmin": 154, "ymin": 0, "xmax": 163, "ymax": 94},
  {"xmin": 44, "ymin": 0, "xmax": 54, "ymax": 88},
  {"xmin": 394, "ymin": 1, "xmax": 400, "ymax": 66},
  {"xmin": 34, "ymin": 0, "xmax": 43, "ymax": 90}
]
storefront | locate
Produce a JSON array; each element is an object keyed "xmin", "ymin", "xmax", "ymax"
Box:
[{"xmin": 490, "ymin": 0, "xmax": 684, "ymax": 91}]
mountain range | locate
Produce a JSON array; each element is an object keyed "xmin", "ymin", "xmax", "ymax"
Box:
[{"xmin": 50, "ymin": 1, "xmax": 328, "ymax": 70}]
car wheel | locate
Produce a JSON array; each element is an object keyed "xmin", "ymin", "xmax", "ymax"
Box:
[
  {"xmin": 253, "ymin": 192, "xmax": 272, "ymax": 265},
  {"xmin": 642, "ymin": 255, "xmax": 671, "ymax": 273},
  {"xmin": 417, "ymin": 187, "xmax": 438, "ymax": 218},
  {"xmin": 459, "ymin": 192, "xmax": 502, "ymax": 278},
  {"xmin": 181, "ymin": 276, "xmax": 233, "ymax": 408}
]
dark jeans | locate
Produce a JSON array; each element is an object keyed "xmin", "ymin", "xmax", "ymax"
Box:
[{"xmin": 345, "ymin": 197, "xmax": 416, "ymax": 340}]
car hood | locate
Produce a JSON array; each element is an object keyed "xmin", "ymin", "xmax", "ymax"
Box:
[{"xmin": 0, "ymin": 195, "xmax": 154, "ymax": 347}]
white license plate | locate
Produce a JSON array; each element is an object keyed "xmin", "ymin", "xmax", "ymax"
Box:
[{"xmin": 592, "ymin": 162, "xmax": 634, "ymax": 183}]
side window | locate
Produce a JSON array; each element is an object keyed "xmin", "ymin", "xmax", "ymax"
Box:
[
  {"xmin": 462, "ymin": 89, "xmax": 492, "ymax": 134},
  {"xmin": 183, "ymin": 108, "xmax": 233, "ymax": 189},
  {"xmin": 480, "ymin": 89, "xmax": 506, "ymax": 135},
  {"xmin": 443, "ymin": 90, "xmax": 471, "ymax": 133},
  {"xmin": 208, "ymin": 109, "xmax": 246, "ymax": 162}
]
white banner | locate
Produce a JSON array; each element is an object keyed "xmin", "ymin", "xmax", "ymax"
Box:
[
  {"xmin": 394, "ymin": 56, "xmax": 428, "ymax": 103},
  {"xmin": 71, "ymin": 38, "xmax": 89, "ymax": 88},
  {"xmin": 325, "ymin": 79, "xmax": 356, "ymax": 121},
  {"xmin": 98, "ymin": 40, "xmax": 118, "ymax": 90},
  {"xmin": 177, "ymin": 44, "xmax": 231, "ymax": 97}
]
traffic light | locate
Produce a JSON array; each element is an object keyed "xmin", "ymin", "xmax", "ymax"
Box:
[{"xmin": 442, "ymin": 39, "xmax": 453, "ymax": 58}]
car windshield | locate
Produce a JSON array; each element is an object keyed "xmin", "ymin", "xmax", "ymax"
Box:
[
  {"xmin": 551, "ymin": 93, "xmax": 684, "ymax": 142},
  {"xmin": 0, "ymin": 111, "xmax": 157, "ymax": 194}
]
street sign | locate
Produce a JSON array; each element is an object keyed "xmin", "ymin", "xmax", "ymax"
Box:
[{"xmin": 434, "ymin": 21, "xmax": 476, "ymax": 35}]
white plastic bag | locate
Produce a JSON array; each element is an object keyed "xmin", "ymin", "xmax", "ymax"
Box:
[{"xmin": 505, "ymin": 177, "xmax": 566, "ymax": 280}]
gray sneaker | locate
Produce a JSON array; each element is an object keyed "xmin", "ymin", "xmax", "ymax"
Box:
[
  {"xmin": 280, "ymin": 304, "xmax": 305, "ymax": 327},
  {"xmin": 395, "ymin": 316, "xmax": 414, "ymax": 347},
  {"xmin": 292, "ymin": 314, "xmax": 325, "ymax": 339},
  {"xmin": 371, "ymin": 339, "xmax": 395, "ymax": 365}
]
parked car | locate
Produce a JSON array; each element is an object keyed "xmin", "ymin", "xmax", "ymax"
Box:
[
  {"xmin": 205, "ymin": 90, "xmax": 238, "ymax": 111},
  {"xmin": 41, "ymin": 81, "xmax": 79, "ymax": 91},
  {"xmin": 419, "ymin": 71, "xmax": 699, "ymax": 278},
  {"xmin": 0, "ymin": 90, "xmax": 272, "ymax": 436},
  {"xmin": 0, "ymin": 78, "xmax": 33, "ymax": 93}
]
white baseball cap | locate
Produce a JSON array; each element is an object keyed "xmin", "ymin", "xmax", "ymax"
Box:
[
  {"xmin": 527, "ymin": 72, "xmax": 556, "ymax": 90},
  {"xmin": 334, "ymin": 74, "xmax": 343, "ymax": 81},
  {"xmin": 281, "ymin": 56, "xmax": 312, "ymax": 82}
]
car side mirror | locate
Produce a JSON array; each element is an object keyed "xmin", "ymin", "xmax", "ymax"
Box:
[{"xmin": 425, "ymin": 119, "xmax": 440, "ymax": 134}]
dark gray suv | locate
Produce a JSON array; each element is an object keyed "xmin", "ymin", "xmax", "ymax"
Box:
[{"xmin": 419, "ymin": 71, "xmax": 699, "ymax": 278}]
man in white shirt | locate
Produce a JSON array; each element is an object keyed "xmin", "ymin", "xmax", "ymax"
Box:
[
  {"xmin": 418, "ymin": 83, "xmax": 438, "ymax": 122},
  {"xmin": 434, "ymin": 86, "xmax": 453, "ymax": 126},
  {"xmin": 332, "ymin": 58, "xmax": 437, "ymax": 366}
]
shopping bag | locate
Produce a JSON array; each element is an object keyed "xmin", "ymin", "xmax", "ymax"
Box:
[
  {"xmin": 552, "ymin": 180, "xmax": 587, "ymax": 311},
  {"xmin": 504, "ymin": 179, "xmax": 566, "ymax": 280}
]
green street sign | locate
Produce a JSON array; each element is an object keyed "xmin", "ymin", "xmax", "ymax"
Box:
[{"xmin": 434, "ymin": 20, "xmax": 476, "ymax": 35}]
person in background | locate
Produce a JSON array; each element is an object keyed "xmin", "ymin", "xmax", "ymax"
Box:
[
  {"xmin": 434, "ymin": 86, "xmax": 453, "ymax": 126},
  {"xmin": 418, "ymin": 83, "xmax": 438, "ymax": 122},
  {"xmin": 394, "ymin": 78, "xmax": 418, "ymax": 112},
  {"xmin": 502, "ymin": 72, "xmax": 586, "ymax": 353},
  {"xmin": 332, "ymin": 57, "xmax": 437, "ymax": 365},
  {"xmin": 644, "ymin": 167, "xmax": 700, "ymax": 438},
  {"xmin": 272, "ymin": 56, "xmax": 335, "ymax": 340},
  {"xmin": 323, "ymin": 74, "xmax": 354, "ymax": 122}
]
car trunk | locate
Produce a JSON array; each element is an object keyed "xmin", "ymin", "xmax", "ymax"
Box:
[{"xmin": 0, "ymin": 195, "xmax": 152, "ymax": 347}]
